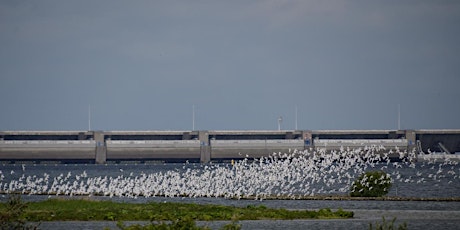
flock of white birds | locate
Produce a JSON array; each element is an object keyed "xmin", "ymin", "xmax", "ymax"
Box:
[{"xmin": 0, "ymin": 146, "xmax": 459, "ymax": 199}]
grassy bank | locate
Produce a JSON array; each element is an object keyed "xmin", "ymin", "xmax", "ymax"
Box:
[{"xmin": 0, "ymin": 198, "xmax": 353, "ymax": 222}]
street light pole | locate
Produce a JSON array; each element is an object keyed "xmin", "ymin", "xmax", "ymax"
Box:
[
  {"xmin": 192, "ymin": 105, "xmax": 195, "ymax": 131},
  {"xmin": 88, "ymin": 104, "xmax": 91, "ymax": 131},
  {"xmin": 295, "ymin": 105, "xmax": 298, "ymax": 130},
  {"xmin": 278, "ymin": 116, "xmax": 283, "ymax": 131}
]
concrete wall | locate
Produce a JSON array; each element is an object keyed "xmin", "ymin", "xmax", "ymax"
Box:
[
  {"xmin": 313, "ymin": 139, "xmax": 409, "ymax": 158},
  {"xmin": 106, "ymin": 140, "xmax": 201, "ymax": 160},
  {"xmin": 0, "ymin": 140, "xmax": 96, "ymax": 161},
  {"xmin": 210, "ymin": 139, "xmax": 305, "ymax": 159}
]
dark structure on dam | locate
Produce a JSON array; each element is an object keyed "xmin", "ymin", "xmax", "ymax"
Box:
[{"xmin": 0, "ymin": 130, "xmax": 459, "ymax": 164}]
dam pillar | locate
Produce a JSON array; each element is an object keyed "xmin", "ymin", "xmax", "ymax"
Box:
[
  {"xmin": 199, "ymin": 131, "xmax": 210, "ymax": 163},
  {"xmin": 302, "ymin": 130, "xmax": 312, "ymax": 149},
  {"xmin": 405, "ymin": 130, "xmax": 416, "ymax": 152},
  {"xmin": 94, "ymin": 131, "xmax": 107, "ymax": 164}
]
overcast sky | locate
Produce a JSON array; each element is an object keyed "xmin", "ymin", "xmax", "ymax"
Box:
[{"xmin": 1, "ymin": 1, "xmax": 459, "ymax": 131}]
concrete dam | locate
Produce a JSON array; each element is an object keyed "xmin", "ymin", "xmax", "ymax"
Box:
[{"xmin": 0, "ymin": 130, "xmax": 459, "ymax": 164}]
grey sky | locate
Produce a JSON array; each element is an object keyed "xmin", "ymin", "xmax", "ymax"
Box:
[{"xmin": 1, "ymin": 1, "xmax": 459, "ymax": 131}]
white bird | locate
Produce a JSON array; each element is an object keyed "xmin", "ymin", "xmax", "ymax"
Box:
[{"xmin": 1, "ymin": 145, "xmax": 455, "ymax": 199}]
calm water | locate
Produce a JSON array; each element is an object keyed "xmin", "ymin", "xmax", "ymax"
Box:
[{"xmin": 1, "ymin": 161, "xmax": 460, "ymax": 229}]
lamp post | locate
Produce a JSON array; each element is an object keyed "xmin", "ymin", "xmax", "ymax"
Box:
[
  {"xmin": 278, "ymin": 116, "xmax": 283, "ymax": 131},
  {"xmin": 192, "ymin": 105, "xmax": 195, "ymax": 131},
  {"xmin": 295, "ymin": 105, "xmax": 298, "ymax": 130},
  {"xmin": 88, "ymin": 104, "xmax": 91, "ymax": 131}
]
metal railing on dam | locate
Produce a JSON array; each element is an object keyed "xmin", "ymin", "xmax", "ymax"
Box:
[{"xmin": 0, "ymin": 130, "xmax": 459, "ymax": 163}]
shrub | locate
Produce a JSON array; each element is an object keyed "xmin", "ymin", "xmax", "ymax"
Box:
[
  {"xmin": 221, "ymin": 221, "xmax": 241, "ymax": 230},
  {"xmin": 116, "ymin": 217, "xmax": 210, "ymax": 230},
  {"xmin": 369, "ymin": 217, "xmax": 407, "ymax": 230},
  {"xmin": 0, "ymin": 194, "xmax": 40, "ymax": 230},
  {"xmin": 116, "ymin": 217, "xmax": 242, "ymax": 230},
  {"xmin": 350, "ymin": 171, "xmax": 392, "ymax": 197}
]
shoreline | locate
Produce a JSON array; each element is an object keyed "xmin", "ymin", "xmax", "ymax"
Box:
[{"xmin": 2, "ymin": 192, "xmax": 460, "ymax": 202}]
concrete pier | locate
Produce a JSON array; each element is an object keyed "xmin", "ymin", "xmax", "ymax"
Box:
[
  {"xmin": 0, "ymin": 129, "xmax": 459, "ymax": 163},
  {"xmin": 199, "ymin": 131, "xmax": 211, "ymax": 163},
  {"xmin": 94, "ymin": 131, "xmax": 106, "ymax": 164}
]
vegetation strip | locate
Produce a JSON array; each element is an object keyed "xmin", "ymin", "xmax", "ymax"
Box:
[
  {"xmin": 232, "ymin": 196, "xmax": 460, "ymax": 201},
  {"xmin": 1, "ymin": 198, "xmax": 353, "ymax": 222}
]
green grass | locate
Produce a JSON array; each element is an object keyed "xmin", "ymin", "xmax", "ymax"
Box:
[
  {"xmin": 115, "ymin": 217, "xmax": 242, "ymax": 230},
  {"xmin": 0, "ymin": 197, "xmax": 353, "ymax": 222}
]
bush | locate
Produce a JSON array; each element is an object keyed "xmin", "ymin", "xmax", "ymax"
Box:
[
  {"xmin": 221, "ymin": 221, "xmax": 241, "ymax": 230},
  {"xmin": 350, "ymin": 171, "xmax": 392, "ymax": 197},
  {"xmin": 116, "ymin": 217, "xmax": 209, "ymax": 230},
  {"xmin": 116, "ymin": 217, "xmax": 243, "ymax": 230},
  {"xmin": 0, "ymin": 194, "xmax": 40, "ymax": 230},
  {"xmin": 369, "ymin": 217, "xmax": 407, "ymax": 230}
]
